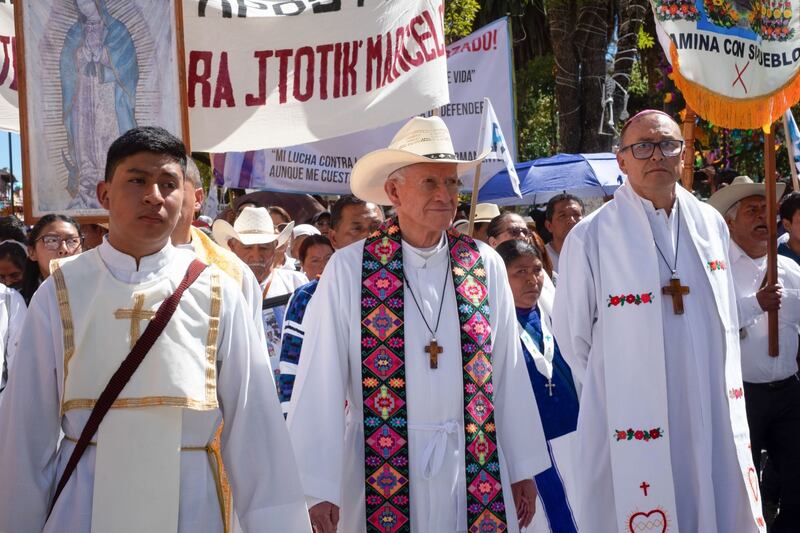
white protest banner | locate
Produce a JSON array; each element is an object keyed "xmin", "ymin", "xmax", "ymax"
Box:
[
  {"xmin": 213, "ymin": 17, "xmax": 515, "ymax": 195},
  {"xmin": 186, "ymin": 0, "xmax": 449, "ymax": 152},
  {"xmin": 0, "ymin": 1, "xmax": 17, "ymax": 133},
  {"xmin": 652, "ymin": 0, "xmax": 800, "ymax": 128}
]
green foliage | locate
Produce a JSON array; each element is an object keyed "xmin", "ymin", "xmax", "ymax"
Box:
[
  {"xmin": 444, "ymin": 0, "xmax": 481, "ymax": 40},
  {"xmin": 515, "ymin": 55, "xmax": 558, "ymax": 161}
]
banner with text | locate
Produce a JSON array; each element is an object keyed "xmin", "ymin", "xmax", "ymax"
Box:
[
  {"xmin": 213, "ymin": 17, "xmax": 514, "ymax": 195},
  {"xmin": 0, "ymin": 1, "xmax": 16, "ymax": 133},
  {"xmin": 652, "ymin": 0, "xmax": 800, "ymax": 129},
  {"xmin": 186, "ymin": 0, "xmax": 448, "ymax": 152}
]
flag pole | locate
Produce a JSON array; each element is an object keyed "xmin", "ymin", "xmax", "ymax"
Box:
[
  {"xmin": 782, "ymin": 115, "xmax": 800, "ymax": 192},
  {"xmin": 467, "ymin": 164, "xmax": 483, "ymax": 237},
  {"xmin": 765, "ymin": 125, "xmax": 779, "ymax": 357},
  {"xmin": 681, "ymin": 107, "xmax": 697, "ymax": 191}
]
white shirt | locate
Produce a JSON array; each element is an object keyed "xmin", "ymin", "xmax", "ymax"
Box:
[
  {"xmin": 545, "ymin": 242, "xmax": 560, "ymax": 273},
  {"xmin": 0, "ymin": 284, "xmax": 26, "ymax": 392},
  {"xmin": 288, "ymin": 233, "xmax": 549, "ymax": 533},
  {"xmin": 730, "ymin": 242, "xmax": 800, "ymax": 383},
  {"xmin": 0, "ymin": 241, "xmax": 311, "ymax": 532}
]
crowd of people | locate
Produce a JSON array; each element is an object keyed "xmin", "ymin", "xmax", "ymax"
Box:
[{"xmin": 0, "ymin": 110, "xmax": 795, "ymax": 532}]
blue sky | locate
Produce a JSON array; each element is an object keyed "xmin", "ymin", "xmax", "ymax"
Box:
[{"xmin": 0, "ymin": 131, "xmax": 22, "ymax": 188}]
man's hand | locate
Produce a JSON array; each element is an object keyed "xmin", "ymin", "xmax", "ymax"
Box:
[
  {"xmin": 309, "ymin": 501, "xmax": 340, "ymax": 533},
  {"xmin": 757, "ymin": 283, "xmax": 782, "ymax": 312},
  {"xmin": 511, "ymin": 478, "xmax": 537, "ymax": 528}
]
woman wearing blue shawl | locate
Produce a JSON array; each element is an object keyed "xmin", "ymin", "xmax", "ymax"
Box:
[{"xmin": 497, "ymin": 239, "xmax": 580, "ymax": 532}]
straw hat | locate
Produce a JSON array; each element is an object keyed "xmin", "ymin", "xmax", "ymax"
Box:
[
  {"xmin": 453, "ymin": 203, "xmax": 501, "ymax": 233},
  {"xmin": 350, "ymin": 116, "xmax": 489, "ymax": 206},
  {"xmin": 212, "ymin": 206, "xmax": 294, "ymax": 250},
  {"xmin": 708, "ymin": 175, "xmax": 785, "ymax": 216}
]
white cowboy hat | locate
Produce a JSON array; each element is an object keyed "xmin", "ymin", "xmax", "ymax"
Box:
[
  {"xmin": 292, "ymin": 224, "xmax": 321, "ymax": 238},
  {"xmin": 708, "ymin": 175, "xmax": 786, "ymax": 216},
  {"xmin": 453, "ymin": 203, "xmax": 501, "ymax": 233},
  {"xmin": 212, "ymin": 206, "xmax": 294, "ymax": 250},
  {"xmin": 350, "ymin": 116, "xmax": 490, "ymax": 206}
]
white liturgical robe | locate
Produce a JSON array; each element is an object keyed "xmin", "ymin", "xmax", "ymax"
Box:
[
  {"xmin": 552, "ymin": 183, "xmax": 760, "ymax": 532},
  {"xmin": 0, "ymin": 241, "xmax": 311, "ymax": 533},
  {"xmin": 287, "ymin": 233, "xmax": 550, "ymax": 533}
]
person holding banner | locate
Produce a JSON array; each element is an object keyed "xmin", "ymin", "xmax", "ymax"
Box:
[
  {"xmin": 552, "ymin": 110, "xmax": 764, "ymax": 532},
  {"xmin": 288, "ymin": 116, "xmax": 550, "ymax": 533},
  {"xmin": 710, "ymin": 177, "xmax": 800, "ymax": 532},
  {"xmin": 0, "ymin": 126, "xmax": 311, "ymax": 532}
]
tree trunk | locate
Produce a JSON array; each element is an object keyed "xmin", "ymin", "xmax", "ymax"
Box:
[
  {"xmin": 575, "ymin": 0, "xmax": 612, "ymax": 152},
  {"xmin": 547, "ymin": 0, "xmax": 581, "ymax": 152},
  {"xmin": 612, "ymin": 0, "xmax": 649, "ymax": 126}
]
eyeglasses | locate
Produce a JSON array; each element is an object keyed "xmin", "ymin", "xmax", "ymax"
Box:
[
  {"xmin": 37, "ymin": 234, "xmax": 83, "ymax": 251},
  {"xmin": 619, "ymin": 140, "xmax": 684, "ymax": 160},
  {"xmin": 502, "ymin": 226, "xmax": 531, "ymax": 238}
]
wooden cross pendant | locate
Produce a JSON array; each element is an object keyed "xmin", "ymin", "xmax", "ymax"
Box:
[
  {"xmin": 114, "ymin": 293, "xmax": 156, "ymax": 348},
  {"xmin": 425, "ymin": 339, "xmax": 443, "ymax": 369},
  {"xmin": 662, "ymin": 277, "xmax": 690, "ymax": 315},
  {"xmin": 545, "ymin": 380, "xmax": 556, "ymax": 397}
]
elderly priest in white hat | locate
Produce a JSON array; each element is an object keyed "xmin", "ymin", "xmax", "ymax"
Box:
[
  {"xmin": 710, "ymin": 176, "xmax": 800, "ymax": 532},
  {"xmin": 213, "ymin": 207, "xmax": 306, "ymax": 375},
  {"xmin": 287, "ymin": 115, "xmax": 550, "ymax": 533}
]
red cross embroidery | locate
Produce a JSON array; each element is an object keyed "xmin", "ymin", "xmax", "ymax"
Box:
[{"xmin": 732, "ymin": 62, "xmax": 750, "ymax": 94}]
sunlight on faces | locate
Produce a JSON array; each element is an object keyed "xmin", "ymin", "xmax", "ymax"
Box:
[
  {"xmin": 301, "ymin": 242, "xmax": 334, "ymax": 280},
  {"xmin": 385, "ymin": 163, "xmax": 460, "ymax": 236},
  {"xmin": 29, "ymin": 220, "xmax": 83, "ymax": 277},
  {"xmin": 96, "ymin": 152, "xmax": 184, "ymax": 259},
  {"xmin": 545, "ymin": 200, "xmax": 583, "ymax": 243},
  {"xmin": 0, "ymin": 258, "xmax": 22, "ymax": 287},
  {"xmin": 228, "ymin": 239, "xmax": 277, "ymax": 283},
  {"xmin": 617, "ymin": 113, "xmax": 684, "ymax": 199},
  {"xmin": 727, "ymin": 195, "xmax": 769, "ymax": 253},
  {"xmin": 329, "ymin": 204, "xmax": 384, "ymax": 249},
  {"xmin": 489, "ymin": 214, "xmax": 532, "ymax": 248},
  {"xmin": 506, "ymin": 255, "xmax": 545, "ymax": 310}
]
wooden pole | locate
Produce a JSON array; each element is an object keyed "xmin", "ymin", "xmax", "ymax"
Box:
[
  {"xmin": 467, "ymin": 163, "xmax": 483, "ymax": 237},
  {"xmin": 765, "ymin": 127, "xmax": 779, "ymax": 357},
  {"xmin": 782, "ymin": 115, "xmax": 800, "ymax": 192},
  {"xmin": 681, "ymin": 107, "xmax": 697, "ymax": 191}
]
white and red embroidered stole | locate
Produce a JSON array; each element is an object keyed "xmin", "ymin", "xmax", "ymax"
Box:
[{"xmin": 597, "ymin": 183, "xmax": 763, "ymax": 532}]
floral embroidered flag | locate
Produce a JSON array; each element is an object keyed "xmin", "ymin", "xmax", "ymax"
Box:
[{"xmin": 650, "ymin": 0, "xmax": 800, "ymax": 128}]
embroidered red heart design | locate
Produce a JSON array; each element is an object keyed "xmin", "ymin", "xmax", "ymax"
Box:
[
  {"xmin": 747, "ymin": 467, "xmax": 760, "ymax": 502},
  {"xmin": 628, "ymin": 509, "xmax": 667, "ymax": 532}
]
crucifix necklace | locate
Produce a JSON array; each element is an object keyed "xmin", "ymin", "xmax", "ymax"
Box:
[
  {"xmin": 655, "ymin": 203, "xmax": 690, "ymax": 315},
  {"xmin": 405, "ymin": 266, "xmax": 450, "ymax": 369}
]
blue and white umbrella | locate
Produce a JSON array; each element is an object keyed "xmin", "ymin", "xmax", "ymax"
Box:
[{"xmin": 478, "ymin": 152, "xmax": 625, "ymax": 206}]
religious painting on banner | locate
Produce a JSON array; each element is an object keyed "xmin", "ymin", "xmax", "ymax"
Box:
[
  {"xmin": 16, "ymin": 0, "xmax": 188, "ymax": 223},
  {"xmin": 650, "ymin": 0, "xmax": 800, "ymax": 128}
]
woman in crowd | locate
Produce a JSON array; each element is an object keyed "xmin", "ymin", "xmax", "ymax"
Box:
[
  {"xmin": 297, "ymin": 234, "xmax": 333, "ymax": 281},
  {"xmin": 496, "ymin": 239, "xmax": 579, "ymax": 533},
  {"xmin": 22, "ymin": 214, "xmax": 83, "ymax": 304},
  {"xmin": 0, "ymin": 217, "xmax": 28, "ymax": 394},
  {"xmin": 488, "ymin": 211, "xmax": 555, "ymax": 277}
]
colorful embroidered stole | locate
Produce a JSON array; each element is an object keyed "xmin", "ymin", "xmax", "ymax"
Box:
[{"xmin": 360, "ymin": 219, "xmax": 507, "ymax": 533}]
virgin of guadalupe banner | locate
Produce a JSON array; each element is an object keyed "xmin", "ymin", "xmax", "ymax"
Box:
[
  {"xmin": 651, "ymin": 0, "xmax": 800, "ymax": 128},
  {"xmin": 16, "ymin": 0, "xmax": 187, "ymax": 222},
  {"xmin": 185, "ymin": 0, "xmax": 449, "ymax": 153}
]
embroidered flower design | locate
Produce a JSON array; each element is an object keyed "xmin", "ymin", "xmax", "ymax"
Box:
[
  {"xmin": 362, "ymin": 338, "xmax": 378, "ymax": 348},
  {"xmin": 465, "ymin": 383, "xmax": 478, "ymax": 394},
  {"xmin": 729, "ymin": 387, "xmax": 744, "ymax": 400},
  {"xmin": 387, "ymin": 338, "xmax": 404, "ymax": 349},
  {"xmin": 484, "ymin": 422, "xmax": 496, "ymax": 433},
  {"xmin": 614, "ymin": 427, "xmax": 664, "ymax": 442},
  {"xmin": 389, "ymin": 378, "xmax": 405, "ymax": 388},
  {"xmin": 366, "ymin": 494, "xmax": 382, "ymax": 505},
  {"xmin": 363, "ymin": 377, "xmax": 379, "ymax": 389},
  {"xmin": 708, "ymin": 260, "xmax": 727, "ymax": 272},
  {"xmin": 392, "ymin": 495, "xmax": 409, "ymax": 506},
  {"xmin": 607, "ymin": 292, "xmax": 655, "ymax": 307},
  {"xmin": 366, "ymin": 456, "xmax": 382, "ymax": 467},
  {"xmin": 362, "ymin": 297, "xmax": 378, "ymax": 308},
  {"xmin": 466, "ymin": 423, "xmax": 478, "ymax": 434}
]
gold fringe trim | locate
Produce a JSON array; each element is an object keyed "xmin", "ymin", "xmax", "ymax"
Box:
[
  {"xmin": 51, "ymin": 262, "xmax": 75, "ymax": 418},
  {"xmin": 669, "ymin": 43, "xmax": 800, "ymax": 130},
  {"xmin": 62, "ymin": 396, "xmax": 218, "ymax": 413},
  {"xmin": 205, "ymin": 272, "xmax": 221, "ymax": 406}
]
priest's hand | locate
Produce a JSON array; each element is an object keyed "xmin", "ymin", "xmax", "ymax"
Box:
[
  {"xmin": 309, "ymin": 501, "xmax": 340, "ymax": 533},
  {"xmin": 757, "ymin": 283, "xmax": 782, "ymax": 312},
  {"xmin": 511, "ymin": 478, "xmax": 537, "ymax": 528}
]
